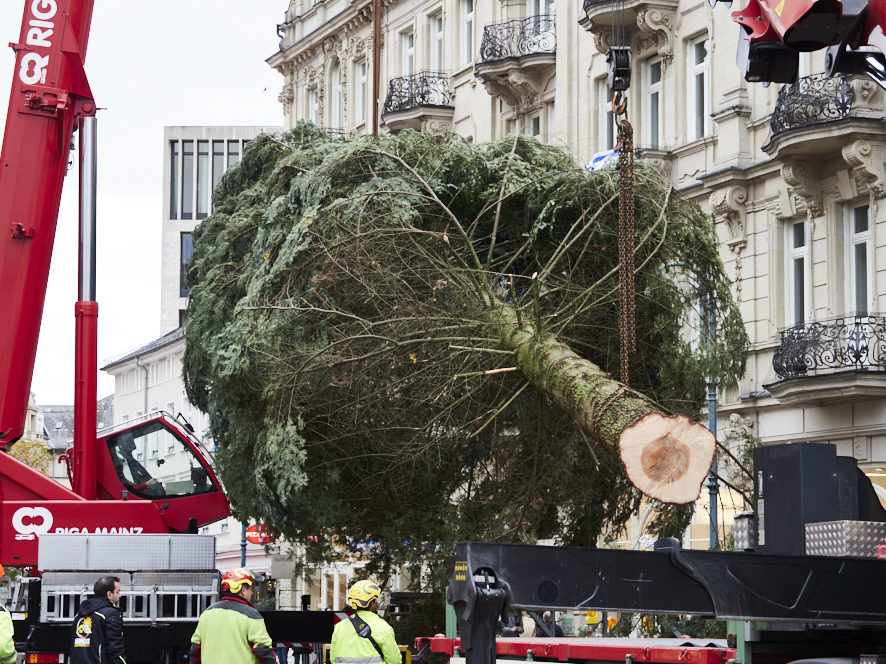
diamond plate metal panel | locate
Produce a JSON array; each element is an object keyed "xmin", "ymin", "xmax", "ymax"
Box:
[
  {"xmin": 42, "ymin": 571, "xmax": 134, "ymax": 588},
  {"xmin": 169, "ymin": 535, "xmax": 216, "ymax": 568},
  {"xmin": 38, "ymin": 534, "xmax": 216, "ymax": 570},
  {"xmin": 733, "ymin": 511, "xmax": 755, "ymax": 551},
  {"xmin": 132, "ymin": 571, "xmax": 217, "ymax": 590},
  {"xmin": 38, "ymin": 536, "xmax": 89, "ymax": 569},
  {"xmin": 806, "ymin": 520, "xmax": 886, "ymax": 557}
]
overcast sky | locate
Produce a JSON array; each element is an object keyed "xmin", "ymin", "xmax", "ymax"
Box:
[{"xmin": 1, "ymin": 1, "xmax": 286, "ymax": 404}]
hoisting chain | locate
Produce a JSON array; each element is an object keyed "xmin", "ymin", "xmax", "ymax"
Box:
[{"xmin": 613, "ymin": 91, "xmax": 636, "ymax": 385}]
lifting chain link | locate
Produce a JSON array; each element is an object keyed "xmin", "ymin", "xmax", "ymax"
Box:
[{"xmin": 613, "ymin": 92, "xmax": 636, "ymax": 385}]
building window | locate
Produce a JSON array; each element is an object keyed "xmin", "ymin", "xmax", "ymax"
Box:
[
  {"xmin": 688, "ymin": 35, "xmax": 710, "ymax": 140},
  {"xmin": 356, "ymin": 61, "xmax": 367, "ymax": 123},
  {"xmin": 645, "ymin": 57, "xmax": 662, "ymax": 149},
  {"xmin": 308, "ymin": 88, "xmax": 319, "ymax": 125},
  {"xmin": 462, "ymin": 0, "xmax": 474, "ymax": 66},
  {"xmin": 169, "ymin": 141, "xmax": 179, "ymax": 220},
  {"xmin": 166, "ymin": 357, "xmax": 175, "ymax": 380},
  {"xmin": 787, "ymin": 219, "xmax": 810, "ymax": 326},
  {"xmin": 150, "ymin": 363, "xmax": 159, "ymax": 386},
  {"xmin": 527, "ymin": 113, "xmax": 541, "ymax": 137},
  {"xmin": 196, "ymin": 140, "xmax": 210, "ymax": 219},
  {"xmin": 431, "ymin": 13, "xmax": 444, "ymax": 72},
  {"xmin": 330, "ymin": 62, "xmax": 343, "ymax": 129},
  {"xmin": 402, "ymin": 31, "xmax": 415, "ymax": 76},
  {"xmin": 181, "ymin": 140, "xmax": 194, "ymax": 220},
  {"xmin": 530, "ymin": 0, "xmax": 555, "ymax": 14},
  {"xmin": 227, "ymin": 140, "xmax": 240, "ymax": 168},
  {"xmin": 847, "ymin": 202, "xmax": 872, "ymax": 315},
  {"xmin": 599, "ymin": 80, "xmax": 614, "ymax": 150},
  {"xmin": 212, "ymin": 141, "xmax": 225, "ymax": 190},
  {"xmin": 180, "ymin": 232, "xmax": 193, "ymax": 297}
]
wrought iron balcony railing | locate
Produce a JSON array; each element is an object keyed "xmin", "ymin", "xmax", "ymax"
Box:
[
  {"xmin": 770, "ymin": 73, "xmax": 853, "ymax": 136},
  {"xmin": 772, "ymin": 315, "xmax": 886, "ymax": 379},
  {"xmin": 320, "ymin": 127, "xmax": 346, "ymax": 138},
  {"xmin": 383, "ymin": 72, "xmax": 453, "ymax": 115},
  {"xmin": 478, "ymin": 15, "xmax": 556, "ymax": 64}
]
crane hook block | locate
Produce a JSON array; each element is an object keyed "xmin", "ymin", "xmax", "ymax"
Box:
[{"xmin": 607, "ymin": 46, "xmax": 632, "ymax": 91}]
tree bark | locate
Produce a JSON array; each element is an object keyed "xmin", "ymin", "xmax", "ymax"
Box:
[{"xmin": 490, "ymin": 301, "xmax": 715, "ymax": 504}]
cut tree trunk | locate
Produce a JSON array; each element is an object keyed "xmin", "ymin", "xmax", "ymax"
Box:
[{"xmin": 490, "ymin": 301, "xmax": 716, "ymax": 504}]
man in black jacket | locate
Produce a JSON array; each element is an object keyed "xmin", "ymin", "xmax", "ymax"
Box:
[{"xmin": 71, "ymin": 576, "xmax": 126, "ymax": 664}]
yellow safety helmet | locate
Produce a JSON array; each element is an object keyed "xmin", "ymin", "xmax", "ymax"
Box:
[
  {"xmin": 347, "ymin": 580, "xmax": 381, "ymax": 610},
  {"xmin": 221, "ymin": 567, "xmax": 256, "ymax": 595}
]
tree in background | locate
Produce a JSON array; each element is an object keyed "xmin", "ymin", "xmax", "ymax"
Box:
[
  {"xmin": 9, "ymin": 438, "xmax": 52, "ymax": 476},
  {"xmin": 184, "ymin": 125, "xmax": 747, "ymax": 589}
]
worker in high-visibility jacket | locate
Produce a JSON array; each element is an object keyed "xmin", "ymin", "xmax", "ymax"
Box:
[
  {"xmin": 190, "ymin": 567, "xmax": 276, "ymax": 664},
  {"xmin": 0, "ymin": 566, "xmax": 14, "ymax": 664},
  {"xmin": 330, "ymin": 581, "xmax": 400, "ymax": 664}
]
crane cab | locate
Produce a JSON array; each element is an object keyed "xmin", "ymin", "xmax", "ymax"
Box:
[{"xmin": 95, "ymin": 413, "xmax": 229, "ymax": 533}]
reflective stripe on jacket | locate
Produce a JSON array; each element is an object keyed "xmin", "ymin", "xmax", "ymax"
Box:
[
  {"xmin": 330, "ymin": 610, "xmax": 400, "ymax": 664},
  {"xmin": 0, "ymin": 606, "xmax": 14, "ymax": 664}
]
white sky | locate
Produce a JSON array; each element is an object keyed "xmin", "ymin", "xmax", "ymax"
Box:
[{"xmin": 1, "ymin": 1, "xmax": 286, "ymax": 404}]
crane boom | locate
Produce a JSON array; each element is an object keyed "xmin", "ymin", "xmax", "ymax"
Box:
[
  {"xmin": 0, "ymin": 1, "xmax": 230, "ymax": 566},
  {"xmin": 0, "ymin": 0, "xmax": 95, "ymax": 447}
]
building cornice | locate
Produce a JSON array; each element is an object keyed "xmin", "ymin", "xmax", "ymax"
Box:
[{"xmin": 268, "ymin": 0, "xmax": 373, "ymax": 71}]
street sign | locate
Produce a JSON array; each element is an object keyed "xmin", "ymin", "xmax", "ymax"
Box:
[{"xmin": 245, "ymin": 524, "xmax": 273, "ymax": 544}]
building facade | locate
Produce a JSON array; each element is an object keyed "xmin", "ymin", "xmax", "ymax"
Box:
[
  {"xmin": 266, "ymin": 0, "xmax": 886, "ymax": 548},
  {"xmin": 161, "ymin": 126, "xmax": 281, "ymax": 333}
]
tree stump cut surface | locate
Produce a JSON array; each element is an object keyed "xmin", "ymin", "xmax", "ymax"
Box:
[{"xmin": 619, "ymin": 413, "xmax": 716, "ymax": 504}]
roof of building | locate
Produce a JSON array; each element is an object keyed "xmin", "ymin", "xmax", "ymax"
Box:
[
  {"xmin": 101, "ymin": 327, "xmax": 185, "ymax": 371},
  {"xmin": 40, "ymin": 395, "xmax": 114, "ymax": 451}
]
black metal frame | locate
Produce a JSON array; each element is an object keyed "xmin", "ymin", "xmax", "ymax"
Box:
[
  {"xmin": 478, "ymin": 15, "xmax": 556, "ymax": 64},
  {"xmin": 769, "ymin": 72, "xmax": 853, "ymax": 136},
  {"xmin": 772, "ymin": 314, "xmax": 886, "ymax": 379},
  {"xmin": 382, "ymin": 72, "xmax": 452, "ymax": 116},
  {"xmin": 450, "ymin": 540, "xmax": 886, "ymax": 664}
]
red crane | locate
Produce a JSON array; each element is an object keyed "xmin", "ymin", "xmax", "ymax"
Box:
[
  {"xmin": 0, "ymin": 0, "xmax": 229, "ymax": 566},
  {"xmin": 728, "ymin": 0, "xmax": 886, "ymax": 83}
]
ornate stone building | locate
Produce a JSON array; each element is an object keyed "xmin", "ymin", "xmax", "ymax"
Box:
[{"xmin": 267, "ymin": 0, "xmax": 886, "ymax": 545}]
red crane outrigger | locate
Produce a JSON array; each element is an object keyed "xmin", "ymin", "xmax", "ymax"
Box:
[{"xmin": 0, "ymin": 0, "xmax": 228, "ymax": 566}]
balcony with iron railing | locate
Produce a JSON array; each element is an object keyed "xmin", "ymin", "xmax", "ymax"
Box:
[
  {"xmin": 580, "ymin": 0, "xmax": 677, "ymax": 57},
  {"xmin": 763, "ymin": 73, "xmax": 885, "ymax": 157},
  {"xmin": 381, "ymin": 72, "xmax": 454, "ymax": 133},
  {"xmin": 764, "ymin": 315, "xmax": 886, "ymax": 404},
  {"xmin": 474, "ymin": 15, "xmax": 556, "ymax": 109}
]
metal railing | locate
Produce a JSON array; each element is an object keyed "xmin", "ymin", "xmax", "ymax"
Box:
[
  {"xmin": 772, "ymin": 315, "xmax": 886, "ymax": 379},
  {"xmin": 320, "ymin": 127, "xmax": 347, "ymax": 138},
  {"xmin": 478, "ymin": 15, "xmax": 556, "ymax": 64},
  {"xmin": 383, "ymin": 72, "xmax": 453, "ymax": 115},
  {"xmin": 770, "ymin": 73, "xmax": 853, "ymax": 136}
]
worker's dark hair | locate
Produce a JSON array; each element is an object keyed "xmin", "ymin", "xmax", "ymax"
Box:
[{"xmin": 94, "ymin": 576, "xmax": 120, "ymax": 598}]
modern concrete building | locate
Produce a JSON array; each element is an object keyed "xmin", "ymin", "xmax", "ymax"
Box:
[
  {"xmin": 161, "ymin": 126, "xmax": 281, "ymax": 333},
  {"xmin": 266, "ymin": 0, "xmax": 886, "ymax": 551}
]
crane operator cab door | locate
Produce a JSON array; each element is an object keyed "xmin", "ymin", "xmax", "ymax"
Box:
[{"xmin": 97, "ymin": 415, "xmax": 229, "ymax": 532}]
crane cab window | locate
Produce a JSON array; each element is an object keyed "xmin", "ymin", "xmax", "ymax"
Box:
[{"xmin": 107, "ymin": 421, "xmax": 217, "ymax": 499}]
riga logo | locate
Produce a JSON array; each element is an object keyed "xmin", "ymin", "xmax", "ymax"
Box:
[
  {"xmin": 17, "ymin": 0, "xmax": 58, "ymax": 86},
  {"xmin": 12, "ymin": 506, "xmax": 53, "ymax": 540},
  {"xmin": 10, "ymin": 507, "xmax": 146, "ymax": 540}
]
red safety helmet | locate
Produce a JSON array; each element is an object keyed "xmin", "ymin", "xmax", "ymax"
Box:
[{"xmin": 221, "ymin": 567, "xmax": 256, "ymax": 594}]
